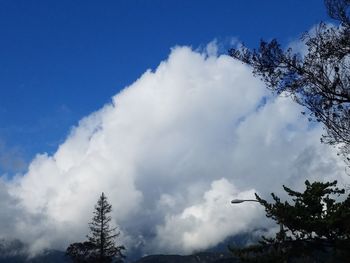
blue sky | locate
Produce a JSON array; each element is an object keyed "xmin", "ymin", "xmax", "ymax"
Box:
[
  {"xmin": 0, "ymin": 1, "xmax": 329, "ymax": 173},
  {"xmin": 0, "ymin": 0, "xmax": 331, "ymax": 164}
]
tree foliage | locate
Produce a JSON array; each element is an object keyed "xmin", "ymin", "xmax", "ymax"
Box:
[
  {"xmin": 66, "ymin": 242, "xmax": 97, "ymax": 263},
  {"xmin": 87, "ymin": 192, "xmax": 125, "ymax": 262},
  {"xmin": 229, "ymin": 0, "xmax": 350, "ymax": 159},
  {"xmin": 229, "ymin": 1, "xmax": 350, "ymax": 261},
  {"xmin": 66, "ymin": 193, "xmax": 125, "ymax": 263},
  {"xmin": 231, "ymin": 181, "xmax": 350, "ymax": 262}
]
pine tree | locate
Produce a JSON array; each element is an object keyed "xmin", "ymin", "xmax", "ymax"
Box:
[
  {"xmin": 231, "ymin": 181, "xmax": 350, "ymax": 262},
  {"xmin": 66, "ymin": 193, "xmax": 125, "ymax": 263},
  {"xmin": 87, "ymin": 192, "xmax": 125, "ymax": 263},
  {"xmin": 228, "ymin": 2, "xmax": 350, "ymax": 261}
]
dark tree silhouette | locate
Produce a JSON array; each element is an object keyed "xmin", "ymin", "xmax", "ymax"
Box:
[
  {"xmin": 229, "ymin": 1, "xmax": 350, "ymax": 262},
  {"xmin": 326, "ymin": 0, "xmax": 350, "ymax": 24},
  {"xmin": 231, "ymin": 181, "xmax": 350, "ymax": 262},
  {"xmin": 87, "ymin": 192, "xmax": 125, "ymax": 262},
  {"xmin": 66, "ymin": 242, "xmax": 96, "ymax": 263},
  {"xmin": 230, "ymin": 0, "xmax": 350, "ymax": 160},
  {"xmin": 66, "ymin": 193, "xmax": 125, "ymax": 263}
]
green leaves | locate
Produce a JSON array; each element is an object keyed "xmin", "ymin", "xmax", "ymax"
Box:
[
  {"xmin": 229, "ymin": 1, "xmax": 350, "ymax": 262},
  {"xmin": 231, "ymin": 181, "xmax": 350, "ymax": 262}
]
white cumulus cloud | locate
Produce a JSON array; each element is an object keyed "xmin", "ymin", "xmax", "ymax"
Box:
[
  {"xmin": 1, "ymin": 45, "xmax": 348, "ymax": 256},
  {"xmin": 152, "ymin": 178, "xmax": 263, "ymax": 254}
]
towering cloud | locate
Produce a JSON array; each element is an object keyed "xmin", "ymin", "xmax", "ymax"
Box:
[{"xmin": 1, "ymin": 46, "xmax": 348, "ymax": 256}]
